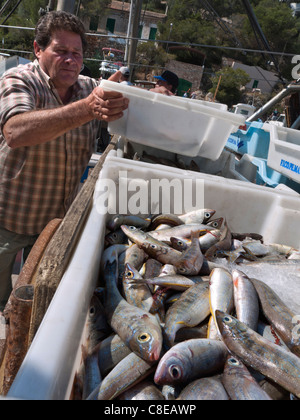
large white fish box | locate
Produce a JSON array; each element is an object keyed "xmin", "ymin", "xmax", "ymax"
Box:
[
  {"xmin": 100, "ymin": 80, "xmax": 245, "ymax": 160},
  {"xmin": 267, "ymin": 124, "xmax": 300, "ymax": 184},
  {"xmin": 8, "ymin": 152, "xmax": 300, "ymax": 400}
]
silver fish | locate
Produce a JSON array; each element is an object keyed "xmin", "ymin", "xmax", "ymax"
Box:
[
  {"xmin": 104, "ymin": 258, "xmax": 162, "ymax": 362},
  {"xmin": 123, "ymin": 263, "xmax": 153, "ymax": 312},
  {"xmin": 222, "ymin": 355, "xmax": 272, "ymax": 400},
  {"xmin": 96, "ymin": 352, "xmax": 155, "ymax": 400},
  {"xmin": 118, "ymin": 380, "xmax": 165, "ymax": 400},
  {"xmin": 232, "ymin": 270, "xmax": 259, "ymax": 331},
  {"xmin": 96, "ymin": 334, "xmax": 131, "ymax": 378},
  {"xmin": 174, "ymin": 231, "xmax": 204, "ymax": 275},
  {"xmin": 121, "ymin": 225, "xmax": 182, "ymax": 265},
  {"xmin": 250, "ymin": 278, "xmax": 300, "ymax": 357},
  {"xmin": 177, "ymin": 376, "xmax": 229, "ymax": 400},
  {"xmin": 209, "ymin": 268, "xmax": 234, "ymax": 337},
  {"xmin": 178, "ymin": 209, "xmax": 216, "ymax": 224},
  {"xmin": 154, "ymin": 338, "xmax": 228, "ymax": 386},
  {"xmin": 107, "ymin": 215, "xmax": 151, "ymax": 231},
  {"xmin": 163, "ymin": 282, "xmax": 210, "ymax": 347},
  {"xmin": 148, "ymin": 219, "xmax": 223, "ymax": 244},
  {"xmin": 215, "ymin": 311, "xmax": 300, "ymax": 398}
]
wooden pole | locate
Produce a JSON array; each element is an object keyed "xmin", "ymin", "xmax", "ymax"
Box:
[
  {"xmin": 28, "ymin": 139, "xmax": 117, "ymax": 346},
  {"xmin": 213, "ymin": 75, "xmax": 222, "ymax": 102}
]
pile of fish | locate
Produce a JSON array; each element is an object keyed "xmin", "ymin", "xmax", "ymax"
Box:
[{"xmin": 74, "ymin": 210, "xmax": 300, "ymax": 401}]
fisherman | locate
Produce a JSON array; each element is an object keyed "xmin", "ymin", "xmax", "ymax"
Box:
[
  {"xmin": 108, "ymin": 66, "xmax": 133, "ymax": 86},
  {"xmin": 150, "ymin": 70, "xmax": 179, "ymax": 96},
  {"xmin": 0, "ymin": 11, "xmax": 128, "ymax": 312}
]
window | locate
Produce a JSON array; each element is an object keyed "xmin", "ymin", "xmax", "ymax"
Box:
[
  {"xmin": 138, "ymin": 25, "xmax": 143, "ymax": 39},
  {"xmin": 149, "ymin": 27, "xmax": 157, "ymax": 40},
  {"xmin": 90, "ymin": 16, "xmax": 99, "ymax": 31},
  {"xmin": 106, "ymin": 18, "xmax": 116, "ymax": 33}
]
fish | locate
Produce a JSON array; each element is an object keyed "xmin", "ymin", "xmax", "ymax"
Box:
[
  {"xmin": 250, "ymin": 278, "xmax": 300, "ymax": 357},
  {"xmin": 107, "ymin": 215, "xmax": 151, "ymax": 232},
  {"xmin": 222, "ymin": 355, "xmax": 272, "ymax": 400},
  {"xmin": 205, "ymin": 220, "xmax": 232, "ymax": 259},
  {"xmin": 163, "ymin": 282, "xmax": 210, "ymax": 347},
  {"xmin": 85, "ymin": 294, "xmax": 110, "ymax": 353},
  {"xmin": 105, "ymin": 229, "xmax": 128, "ymax": 246},
  {"xmin": 122, "ymin": 263, "xmax": 153, "ymax": 312},
  {"xmin": 170, "ymin": 229, "xmax": 222, "ymax": 252},
  {"xmin": 135, "ymin": 274, "xmax": 204, "ymax": 292},
  {"xmin": 100, "ymin": 244, "xmax": 129, "ymax": 275},
  {"xmin": 82, "ymin": 345, "xmax": 102, "ymax": 400},
  {"xmin": 232, "ymin": 270, "xmax": 259, "ymax": 331},
  {"xmin": 215, "ymin": 311, "xmax": 300, "ymax": 398},
  {"xmin": 118, "ymin": 380, "xmax": 165, "ymax": 400},
  {"xmin": 154, "ymin": 338, "xmax": 228, "ymax": 386},
  {"xmin": 143, "ymin": 258, "xmax": 162, "ymax": 279},
  {"xmin": 96, "ymin": 334, "xmax": 132, "ymax": 378},
  {"xmin": 96, "ymin": 352, "xmax": 156, "ymax": 400},
  {"xmin": 209, "ymin": 268, "xmax": 234, "ymax": 337},
  {"xmin": 178, "ymin": 209, "xmax": 216, "ymax": 224},
  {"xmin": 121, "ymin": 225, "xmax": 182, "ymax": 265},
  {"xmin": 177, "ymin": 376, "xmax": 229, "ymax": 400},
  {"xmin": 149, "ymin": 214, "xmax": 184, "ymax": 230},
  {"xmin": 148, "ymin": 219, "xmax": 223, "ymax": 244},
  {"xmin": 124, "ymin": 244, "xmax": 147, "ymax": 271},
  {"xmin": 174, "ymin": 231, "xmax": 204, "ymax": 275},
  {"xmin": 104, "ymin": 258, "xmax": 163, "ymax": 362}
]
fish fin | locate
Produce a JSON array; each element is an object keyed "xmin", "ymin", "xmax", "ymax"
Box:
[{"xmin": 176, "ymin": 321, "xmax": 190, "ymax": 326}]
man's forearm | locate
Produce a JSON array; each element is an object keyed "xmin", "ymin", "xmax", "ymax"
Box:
[
  {"xmin": 3, "ymin": 87, "xmax": 129, "ymax": 149},
  {"xmin": 3, "ymin": 99, "xmax": 93, "ymax": 149}
]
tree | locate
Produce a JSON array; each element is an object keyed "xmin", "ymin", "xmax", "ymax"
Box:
[{"xmin": 209, "ymin": 66, "xmax": 251, "ymax": 107}]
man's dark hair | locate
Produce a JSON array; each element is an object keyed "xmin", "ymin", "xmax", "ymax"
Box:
[{"xmin": 35, "ymin": 11, "xmax": 87, "ymax": 52}]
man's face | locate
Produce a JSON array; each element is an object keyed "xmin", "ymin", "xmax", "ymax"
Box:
[
  {"xmin": 156, "ymin": 79, "xmax": 172, "ymax": 92},
  {"xmin": 34, "ymin": 30, "xmax": 83, "ymax": 91}
]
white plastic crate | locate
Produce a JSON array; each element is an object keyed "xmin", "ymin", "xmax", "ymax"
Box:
[
  {"xmin": 100, "ymin": 80, "xmax": 245, "ymax": 160},
  {"xmin": 267, "ymin": 124, "xmax": 300, "ymax": 184},
  {"xmin": 8, "ymin": 153, "xmax": 300, "ymax": 400}
]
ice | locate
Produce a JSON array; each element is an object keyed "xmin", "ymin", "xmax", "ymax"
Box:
[{"xmin": 212, "ymin": 258, "xmax": 300, "ymax": 314}]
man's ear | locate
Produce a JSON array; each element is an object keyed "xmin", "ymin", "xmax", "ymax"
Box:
[{"xmin": 33, "ymin": 41, "xmax": 42, "ymax": 59}]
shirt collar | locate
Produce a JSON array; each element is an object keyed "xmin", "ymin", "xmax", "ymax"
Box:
[{"xmin": 33, "ymin": 59, "xmax": 83, "ymax": 99}]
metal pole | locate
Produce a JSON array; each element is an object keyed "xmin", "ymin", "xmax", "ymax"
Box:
[
  {"xmin": 127, "ymin": 0, "xmax": 143, "ymax": 75},
  {"xmin": 247, "ymin": 83, "xmax": 300, "ymax": 122},
  {"xmin": 56, "ymin": 0, "xmax": 76, "ymax": 13},
  {"xmin": 124, "ymin": 0, "xmax": 134, "ymax": 64}
]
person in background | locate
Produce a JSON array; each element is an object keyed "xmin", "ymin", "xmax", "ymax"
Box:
[
  {"xmin": 0, "ymin": 11, "xmax": 128, "ymax": 312},
  {"xmin": 108, "ymin": 66, "xmax": 133, "ymax": 86},
  {"xmin": 150, "ymin": 70, "xmax": 179, "ymax": 96}
]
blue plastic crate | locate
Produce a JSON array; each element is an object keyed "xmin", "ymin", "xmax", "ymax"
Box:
[
  {"xmin": 251, "ymin": 156, "xmax": 300, "ymax": 193},
  {"xmin": 226, "ymin": 121, "xmax": 270, "ymax": 159}
]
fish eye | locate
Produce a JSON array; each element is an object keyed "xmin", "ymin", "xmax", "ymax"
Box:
[
  {"xmin": 211, "ymin": 221, "xmax": 219, "ymax": 228},
  {"xmin": 125, "ymin": 270, "xmax": 134, "ymax": 278},
  {"xmin": 228, "ymin": 358, "xmax": 240, "ymax": 366},
  {"xmin": 205, "ymin": 212, "xmax": 211, "ymax": 219},
  {"xmin": 137, "ymin": 333, "xmax": 151, "ymax": 343},
  {"xmin": 129, "ymin": 226, "xmax": 137, "ymax": 231},
  {"xmin": 150, "ymin": 244, "xmax": 157, "ymax": 249},
  {"xmin": 223, "ymin": 315, "xmax": 233, "ymax": 323},
  {"xmin": 169, "ymin": 365, "xmax": 181, "ymax": 380}
]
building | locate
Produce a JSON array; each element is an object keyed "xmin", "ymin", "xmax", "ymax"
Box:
[
  {"xmin": 223, "ymin": 58, "xmax": 280, "ymax": 94},
  {"xmin": 94, "ymin": 1, "xmax": 167, "ymax": 41}
]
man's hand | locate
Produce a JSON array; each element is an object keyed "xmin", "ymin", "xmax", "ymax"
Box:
[{"xmin": 88, "ymin": 87, "xmax": 129, "ymax": 122}]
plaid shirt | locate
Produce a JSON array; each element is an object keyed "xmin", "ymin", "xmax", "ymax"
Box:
[{"xmin": 0, "ymin": 60, "xmax": 100, "ymax": 235}]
